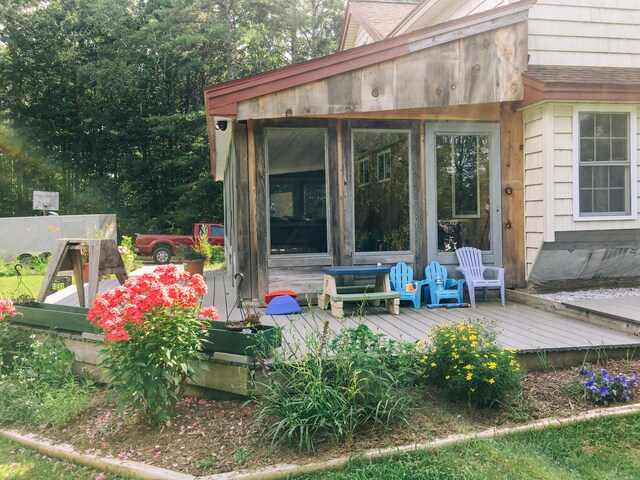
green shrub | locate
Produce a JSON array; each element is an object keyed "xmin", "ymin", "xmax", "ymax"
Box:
[
  {"xmin": 254, "ymin": 323, "xmax": 415, "ymax": 452},
  {"xmin": 209, "ymin": 245, "xmax": 225, "ymax": 265},
  {"xmin": 118, "ymin": 236, "xmax": 143, "ymax": 273},
  {"xmin": 420, "ymin": 321, "xmax": 523, "ymax": 407},
  {"xmin": 0, "ymin": 332, "xmax": 93, "ymax": 426}
]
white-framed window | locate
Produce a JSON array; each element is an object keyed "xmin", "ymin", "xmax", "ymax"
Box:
[
  {"xmin": 573, "ymin": 105, "xmax": 637, "ymax": 220},
  {"xmin": 357, "ymin": 157, "xmax": 370, "ymax": 186},
  {"xmin": 377, "ymin": 149, "xmax": 392, "ymax": 182}
]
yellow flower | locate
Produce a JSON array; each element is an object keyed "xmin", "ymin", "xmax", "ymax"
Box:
[
  {"xmin": 491, "ymin": 354, "xmax": 497, "ymax": 358},
  {"xmin": 470, "ymin": 341, "xmax": 478, "ymax": 347},
  {"xmin": 445, "ymin": 375, "xmax": 450, "ymax": 380},
  {"xmin": 488, "ymin": 362, "xmax": 497, "ymax": 369},
  {"xmin": 469, "ymin": 335, "xmax": 477, "ymax": 341},
  {"xmin": 463, "ymin": 364, "xmax": 473, "ymax": 370},
  {"xmin": 430, "ymin": 362, "xmax": 437, "ymax": 367},
  {"xmin": 509, "ymin": 360, "xmax": 517, "ymax": 366},
  {"xmin": 466, "ymin": 373, "xmax": 473, "ymax": 381},
  {"xmin": 488, "ymin": 378, "xmax": 495, "ymax": 384},
  {"xmin": 470, "ymin": 388, "xmax": 475, "ymax": 392}
]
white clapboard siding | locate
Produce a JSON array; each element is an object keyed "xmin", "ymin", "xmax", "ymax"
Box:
[
  {"xmin": 528, "ymin": 0, "xmax": 640, "ymax": 67},
  {"xmin": 523, "ymin": 106, "xmax": 545, "ymax": 278},
  {"xmin": 400, "ymin": 0, "xmax": 640, "ymax": 67},
  {"xmin": 355, "ymin": 25, "xmax": 373, "ymax": 48}
]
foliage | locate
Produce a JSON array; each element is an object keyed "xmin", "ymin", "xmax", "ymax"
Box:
[
  {"xmin": 194, "ymin": 233, "xmax": 213, "ymax": 261},
  {"xmin": 419, "ymin": 321, "xmax": 524, "ymax": 407},
  {"xmin": 579, "ymin": 367, "xmax": 638, "ymax": 405},
  {"xmin": 87, "ymin": 264, "xmax": 220, "ymax": 426},
  {"xmin": 254, "ymin": 323, "xmax": 414, "ymax": 453},
  {"xmin": 0, "ymin": 331, "xmax": 93, "ymax": 427},
  {"xmin": 209, "ymin": 245, "xmax": 225, "ymax": 265},
  {"xmin": 118, "ymin": 236, "xmax": 143, "ymax": 274},
  {"xmin": 176, "ymin": 243, "xmax": 207, "ymax": 261},
  {"xmin": 0, "ymin": 0, "xmax": 345, "ymax": 234}
]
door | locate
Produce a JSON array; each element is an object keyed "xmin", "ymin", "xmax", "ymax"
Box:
[{"xmin": 426, "ymin": 122, "xmax": 502, "ymax": 267}]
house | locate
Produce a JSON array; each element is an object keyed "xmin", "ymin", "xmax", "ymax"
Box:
[{"xmin": 204, "ymin": 0, "xmax": 640, "ymax": 303}]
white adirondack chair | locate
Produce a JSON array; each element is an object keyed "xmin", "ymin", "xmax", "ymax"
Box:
[{"xmin": 454, "ymin": 247, "xmax": 505, "ymax": 307}]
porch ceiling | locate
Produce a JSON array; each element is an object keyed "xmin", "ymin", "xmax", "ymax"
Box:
[{"xmin": 204, "ymin": 0, "xmax": 533, "ymax": 119}]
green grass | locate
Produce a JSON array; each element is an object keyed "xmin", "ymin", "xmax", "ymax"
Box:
[
  {"xmin": 0, "ymin": 436, "xmax": 129, "ymax": 479},
  {"xmin": 295, "ymin": 413, "xmax": 640, "ymax": 479},
  {"xmin": 0, "ymin": 275, "xmax": 44, "ymax": 299}
]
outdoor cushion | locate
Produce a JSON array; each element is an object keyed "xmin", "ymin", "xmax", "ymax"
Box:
[
  {"xmin": 265, "ymin": 294, "xmax": 301, "ymax": 315},
  {"xmin": 264, "ymin": 289, "xmax": 298, "ymax": 304}
]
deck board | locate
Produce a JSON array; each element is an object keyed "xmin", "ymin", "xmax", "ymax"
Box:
[{"xmin": 47, "ymin": 271, "xmax": 640, "ymax": 356}]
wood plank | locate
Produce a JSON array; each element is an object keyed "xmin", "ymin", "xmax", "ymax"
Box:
[
  {"xmin": 254, "ymin": 121, "xmax": 268, "ymax": 303},
  {"xmin": 247, "ymin": 119, "xmax": 259, "ymax": 301},
  {"xmin": 234, "ymin": 122, "xmax": 253, "ymax": 303},
  {"xmin": 328, "ymin": 120, "xmax": 341, "ymax": 267}
]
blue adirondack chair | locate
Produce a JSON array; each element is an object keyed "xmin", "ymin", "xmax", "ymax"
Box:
[
  {"xmin": 455, "ymin": 247, "xmax": 505, "ymax": 307},
  {"xmin": 390, "ymin": 262, "xmax": 426, "ymax": 308},
  {"xmin": 423, "ymin": 261, "xmax": 465, "ymax": 305}
]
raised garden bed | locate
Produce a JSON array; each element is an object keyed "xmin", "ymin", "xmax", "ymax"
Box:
[
  {"xmin": 203, "ymin": 321, "xmax": 281, "ymax": 356},
  {"xmin": 13, "ymin": 302, "xmax": 97, "ymax": 334}
]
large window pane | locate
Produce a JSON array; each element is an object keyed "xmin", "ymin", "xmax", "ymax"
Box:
[
  {"xmin": 353, "ymin": 131, "xmax": 410, "ymax": 252},
  {"xmin": 267, "ymin": 129, "xmax": 327, "ymax": 254},
  {"xmin": 436, "ymin": 134, "xmax": 490, "ymax": 251},
  {"xmin": 577, "ymin": 112, "xmax": 630, "ymax": 216}
]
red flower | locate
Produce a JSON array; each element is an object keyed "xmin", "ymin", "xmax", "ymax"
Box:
[{"xmin": 87, "ymin": 265, "xmax": 210, "ymax": 342}]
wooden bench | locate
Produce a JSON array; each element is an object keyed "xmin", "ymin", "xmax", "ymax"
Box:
[
  {"xmin": 316, "ymin": 285, "xmax": 375, "ymax": 309},
  {"xmin": 329, "ymin": 291, "xmax": 400, "ymax": 318}
]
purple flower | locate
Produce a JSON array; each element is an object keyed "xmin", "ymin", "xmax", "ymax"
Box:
[{"xmin": 600, "ymin": 386, "xmax": 610, "ymax": 398}]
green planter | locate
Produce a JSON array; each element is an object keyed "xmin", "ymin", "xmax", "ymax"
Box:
[
  {"xmin": 203, "ymin": 321, "xmax": 281, "ymax": 356},
  {"xmin": 13, "ymin": 302, "xmax": 97, "ymax": 334}
]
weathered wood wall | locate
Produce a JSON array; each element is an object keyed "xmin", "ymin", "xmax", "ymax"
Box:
[
  {"xmin": 500, "ymin": 103, "xmax": 526, "ymax": 287},
  {"xmin": 238, "ymin": 23, "xmax": 527, "ymax": 120}
]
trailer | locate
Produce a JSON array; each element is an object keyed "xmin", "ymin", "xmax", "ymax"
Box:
[{"xmin": 0, "ymin": 214, "xmax": 117, "ymax": 262}]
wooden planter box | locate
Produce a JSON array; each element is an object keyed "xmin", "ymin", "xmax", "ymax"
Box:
[
  {"xmin": 13, "ymin": 302, "xmax": 97, "ymax": 334},
  {"xmin": 203, "ymin": 321, "xmax": 281, "ymax": 356}
]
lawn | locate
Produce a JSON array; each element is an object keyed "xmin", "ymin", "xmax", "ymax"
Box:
[
  {"xmin": 296, "ymin": 413, "xmax": 640, "ymax": 479},
  {"xmin": 0, "ymin": 436, "xmax": 128, "ymax": 480},
  {"xmin": 2, "ymin": 413, "xmax": 639, "ymax": 479},
  {"xmin": 0, "ymin": 275, "xmax": 44, "ymax": 299}
]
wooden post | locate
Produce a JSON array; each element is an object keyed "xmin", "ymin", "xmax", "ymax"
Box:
[{"xmin": 500, "ymin": 103, "xmax": 526, "ymax": 287}]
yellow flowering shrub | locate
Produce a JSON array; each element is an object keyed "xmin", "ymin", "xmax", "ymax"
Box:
[{"xmin": 419, "ymin": 321, "xmax": 523, "ymax": 407}]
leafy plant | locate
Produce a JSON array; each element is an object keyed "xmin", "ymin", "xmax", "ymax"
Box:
[
  {"xmin": 0, "ymin": 332, "xmax": 93, "ymax": 427},
  {"xmin": 118, "ymin": 236, "xmax": 143, "ymax": 273},
  {"xmin": 209, "ymin": 245, "xmax": 225, "ymax": 265},
  {"xmin": 419, "ymin": 321, "xmax": 524, "ymax": 407},
  {"xmin": 176, "ymin": 243, "xmax": 207, "ymax": 261},
  {"xmin": 87, "ymin": 264, "xmax": 220, "ymax": 426},
  {"xmin": 254, "ymin": 322, "xmax": 414, "ymax": 452},
  {"xmin": 579, "ymin": 367, "xmax": 638, "ymax": 405}
]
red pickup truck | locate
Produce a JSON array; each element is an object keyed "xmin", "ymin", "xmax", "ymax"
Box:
[{"xmin": 135, "ymin": 223, "xmax": 224, "ymax": 264}]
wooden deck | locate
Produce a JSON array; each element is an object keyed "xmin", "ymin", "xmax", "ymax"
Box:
[{"xmin": 46, "ymin": 269, "xmax": 640, "ymax": 355}]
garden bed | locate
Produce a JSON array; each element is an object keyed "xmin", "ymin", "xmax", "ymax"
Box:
[{"xmin": 16, "ymin": 357, "xmax": 640, "ymax": 476}]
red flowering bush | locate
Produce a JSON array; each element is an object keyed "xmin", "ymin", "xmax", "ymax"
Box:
[
  {"xmin": 87, "ymin": 265, "xmax": 220, "ymax": 425},
  {"xmin": 0, "ymin": 297, "xmax": 20, "ymax": 321}
]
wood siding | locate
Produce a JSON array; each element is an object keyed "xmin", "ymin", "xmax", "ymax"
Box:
[
  {"xmin": 404, "ymin": 0, "xmax": 640, "ymax": 68},
  {"xmin": 238, "ymin": 22, "xmax": 527, "ymax": 120},
  {"xmin": 528, "ymin": 0, "xmax": 640, "ymax": 67},
  {"xmin": 501, "ymin": 103, "xmax": 526, "ymax": 287},
  {"xmin": 523, "ymin": 106, "xmax": 545, "ymax": 279},
  {"xmin": 355, "ymin": 24, "xmax": 373, "ymax": 48}
]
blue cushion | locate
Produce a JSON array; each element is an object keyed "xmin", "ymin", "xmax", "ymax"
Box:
[{"xmin": 265, "ymin": 294, "xmax": 301, "ymax": 315}]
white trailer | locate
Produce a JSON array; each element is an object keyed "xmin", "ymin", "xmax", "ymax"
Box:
[{"xmin": 0, "ymin": 214, "xmax": 117, "ymax": 261}]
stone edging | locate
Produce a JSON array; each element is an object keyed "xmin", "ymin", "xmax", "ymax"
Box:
[{"xmin": 3, "ymin": 404, "xmax": 640, "ymax": 480}]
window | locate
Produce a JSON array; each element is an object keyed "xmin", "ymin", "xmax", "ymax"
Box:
[
  {"xmin": 209, "ymin": 226, "xmax": 224, "ymax": 237},
  {"xmin": 576, "ymin": 110, "xmax": 634, "ymax": 218},
  {"xmin": 266, "ymin": 128, "xmax": 328, "ymax": 254},
  {"xmin": 377, "ymin": 150, "xmax": 392, "ymax": 182},
  {"xmin": 353, "ymin": 130, "xmax": 410, "ymax": 252},
  {"xmin": 436, "ymin": 133, "xmax": 490, "ymax": 251},
  {"xmin": 357, "ymin": 157, "xmax": 370, "ymax": 186}
]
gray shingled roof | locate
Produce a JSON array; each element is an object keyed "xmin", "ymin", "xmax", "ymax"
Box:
[
  {"xmin": 351, "ymin": 1, "xmax": 418, "ymax": 39},
  {"xmin": 526, "ymin": 65, "xmax": 640, "ymax": 85}
]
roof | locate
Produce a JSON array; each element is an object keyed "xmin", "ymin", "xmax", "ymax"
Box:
[
  {"xmin": 204, "ymin": 0, "xmax": 535, "ymax": 117},
  {"xmin": 522, "ymin": 65, "xmax": 640, "ymax": 108},
  {"xmin": 339, "ymin": 1, "xmax": 418, "ymax": 51},
  {"xmin": 352, "ymin": 1, "xmax": 418, "ymax": 38}
]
